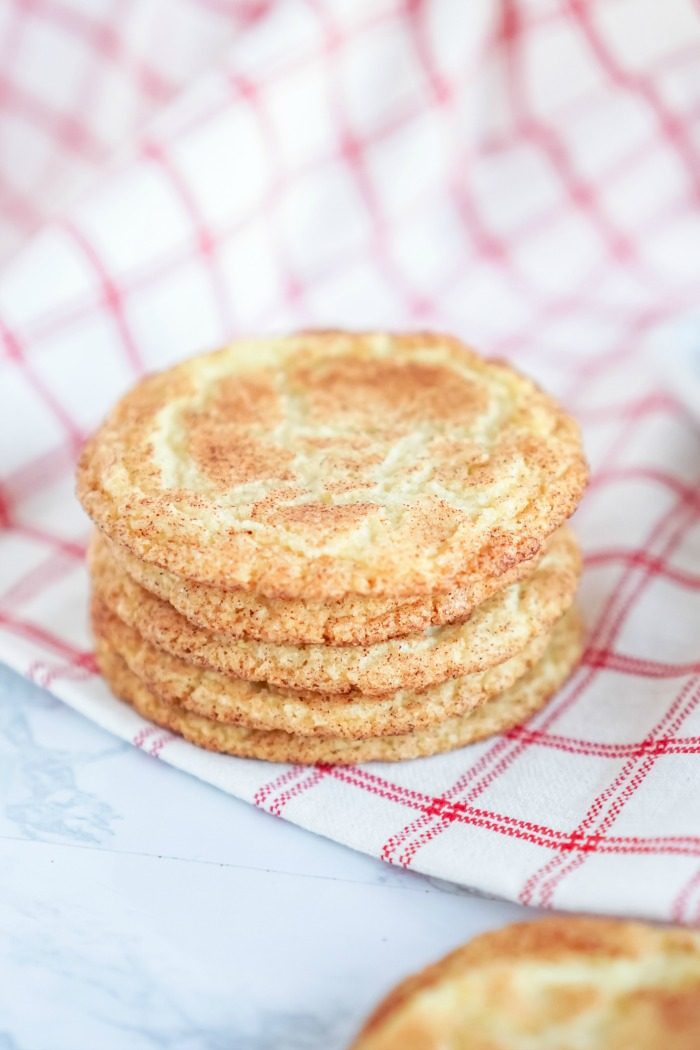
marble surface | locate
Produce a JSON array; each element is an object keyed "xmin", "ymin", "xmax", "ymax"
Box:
[{"xmin": 0, "ymin": 662, "xmax": 532, "ymax": 1050}]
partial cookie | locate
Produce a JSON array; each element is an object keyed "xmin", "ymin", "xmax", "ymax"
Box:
[
  {"xmin": 350, "ymin": 917, "xmax": 700, "ymax": 1050},
  {"xmin": 77, "ymin": 331, "xmax": 588, "ymax": 599},
  {"xmin": 92, "ymin": 598, "xmax": 561, "ymax": 738},
  {"xmin": 108, "ymin": 532, "xmax": 544, "ymax": 646},
  {"xmin": 90, "ymin": 528, "xmax": 581, "ymax": 696},
  {"xmin": 94, "ymin": 609, "xmax": 583, "ymax": 764}
]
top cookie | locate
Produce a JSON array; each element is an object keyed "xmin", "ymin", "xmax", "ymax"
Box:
[
  {"xmin": 77, "ymin": 331, "xmax": 587, "ymax": 599},
  {"xmin": 351, "ymin": 917, "xmax": 700, "ymax": 1050}
]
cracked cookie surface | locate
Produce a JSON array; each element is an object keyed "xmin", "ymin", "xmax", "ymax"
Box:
[{"xmin": 77, "ymin": 331, "xmax": 587, "ymax": 600}]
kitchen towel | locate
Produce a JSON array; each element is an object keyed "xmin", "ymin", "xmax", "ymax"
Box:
[{"xmin": 1, "ymin": 0, "xmax": 700, "ymax": 921}]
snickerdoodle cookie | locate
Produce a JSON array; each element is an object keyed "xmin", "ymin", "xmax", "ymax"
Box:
[
  {"xmin": 350, "ymin": 917, "xmax": 700, "ymax": 1049},
  {"xmin": 92, "ymin": 598, "xmax": 565, "ymax": 738},
  {"xmin": 106, "ymin": 532, "xmax": 543, "ymax": 646},
  {"xmin": 77, "ymin": 331, "xmax": 587, "ymax": 600},
  {"xmin": 94, "ymin": 609, "xmax": 582, "ymax": 764},
  {"xmin": 89, "ymin": 527, "xmax": 581, "ymax": 697}
]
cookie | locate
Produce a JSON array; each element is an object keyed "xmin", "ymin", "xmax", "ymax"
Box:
[
  {"xmin": 90, "ymin": 527, "xmax": 581, "ymax": 696},
  {"xmin": 108, "ymin": 531, "xmax": 544, "ymax": 646},
  {"xmin": 77, "ymin": 331, "xmax": 587, "ymax": 600},
  {"xmin": 94, "ymin": 608, "xmax": 582, "ymax": 764},
  {"xmin": 91, "ymin": 598, "xmax": 563, "ymax": 738},
  {"xmin": 350, "ymin": 917, "xmax": 700, "ymax": 1049}
]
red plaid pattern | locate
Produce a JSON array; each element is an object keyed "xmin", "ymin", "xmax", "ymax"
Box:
[{"xmin": 1, "ymin": 0, "xmax": 700, "ymax": 922}]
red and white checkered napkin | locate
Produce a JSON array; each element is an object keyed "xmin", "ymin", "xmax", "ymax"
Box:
[{"xmin": 1, "ymin": 0, "xmax": 700, "ymax": 922}]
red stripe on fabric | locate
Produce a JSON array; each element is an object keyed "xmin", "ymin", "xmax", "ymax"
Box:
[
  {"xmin": 0, "ymin": 170, "xmax": 44, "ymax": 231},
  {"xmin": 506, "ymin": 727, "xmax": 700, "ymax": 759},
  {"xmin": 0, "ymin": 548, "xmax": 77, "ymax": 607},
  {"xmin": 513, "ymin": 494, "xmax": 700, "ymax": 905},
  {"xmin": 253, "ymin": 765, "xmax": 308, "ymax": 807},
  {"xmin": 25, "ymin": 0, "xmax": 175, "ymax": 102},
  {"xmin": 405, "ymin": 0, "xmax": 455, "ymax": 105},
  {"xmin": 585, "ymin": 649, "xmax": 700, "ymax": 679},
  {"xmin": 515, "ymin": 501, "xmax": 699, "ymax": 901},
  {"xmin": 530, "ymin": 676, "xmax": 700, "ymax": 908},
  {"xmin": 0, "ymin": 319, "xmax": 85, "ymax": 447},
  {"xmin": 18, "ymin": 87, "xmax": 437, "ymax": 349},
  {"xmin": 587, "ymin": 466, "xmax": 700, "ymax": 506},
  {"xmin": 27, "ymin": 657, "xmax": 96, "ymax": 688},
  {"xmin": 0, "ymin": 440, "xmax": 76, "ymax": 507},
  {"xmin": 521, "ymin": 116, "xmax": 647, "ymax": 274},
  {"xmin": 149, "ymin": 731, "xmax": 176, "ymax": 757},
  {"xmin": 194, "ymin": 0, "xmax": 271, "ymax": 22},
  {"xmin": 58, "ymin": 220, "xmax": 144, "ymax": 374},
  {"xmin": 570, "ymin": 0, "xmax": 700, "ymax": 200},
  {"xmin": 380, "ymin": 481, "xmax": 697, "ymax": 871},
  {"xmin": 40, "ymin": 659, "xmax": 97, "ymax": 687},
  {"xmin": 308, "ymin": 0, "xmax": 440, "ymax": 319},
  {"xmin": 0, "ymin": 609, "xmax": 91, "ymax": 664},
  {"xmin": 482, "ymin": 35, "xmax": 700, "ymax": 157},
  {"xmin": 141, "ymin": 139, "xmax": 236, "ymax": 337},
  {"xmin": 0, "ymin": 73, "xmax": 104, "ymax": 161},
  {"xmin": 133, "ymin": 725, "xmax": 162, "ymax": 749},
  {"xmin": 584, "ymin": 548, "xmax": 700, "ymax": 590},
  {"xmin": 268, "ymin": 767, "xmax": 327, "ymax": 817},
  {"xmin": 591, "ymin": 506, "xmax": 699, "ymax": 660},
  {"xmin": 561, "ymin": 306, "xmax": 691, "ymax": 409},
  {"xmin": 7, "ymin": 525, "xmax": 87, "ymax": 560},
  {"xmin": 13, "ymin": 150, "xmax": 664, "ymax": 363},
  {"xmin": 227, "ymin": 70, "xmax": 311, "ymax": 321},
  {"xmin": 150, "ymin": 3, "xmax": 406, "ymax": 150},
  {"xmin": 672, "ymin": 868, "xmax": 700, "ymax": 925},
  {"xmin": 8, "ymin": 3, "xmax": 696, "ymax": 356},
  {"xmin": 18, "ymin": 93, "xmax": 687, "ymax": 362},
  {"xmin": 574, "ymin": 391, "xmax": 678, "ymax": 425},
  {"xmin": 29, "ymin": 0, "xmax": 124, "ymax": 199},
  {"xmin": 499, "ymin": 0, "xmax": 653, "ymax": 283},
  {"xmin": 327, "ymin": 767, "xmax": 700, "ymax": 858},
  {"xmin": 481, "ymin": 111, "xmax": 699, "ymax": 270}
]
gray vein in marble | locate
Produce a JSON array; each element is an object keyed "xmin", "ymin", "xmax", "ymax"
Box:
[{"xmin": 0, "ymin": 667, "xmax": 121, "ymax": 845}]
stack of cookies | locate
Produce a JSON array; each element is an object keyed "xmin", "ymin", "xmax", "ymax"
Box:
[{"xmin": 77, "ymin": 331, "xmax": 588, "ymax": 765}]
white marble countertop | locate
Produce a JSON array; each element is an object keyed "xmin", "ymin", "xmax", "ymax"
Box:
[{"xmin": 0, "ymin": 661, "xmax": 533, "ymax": 1050}]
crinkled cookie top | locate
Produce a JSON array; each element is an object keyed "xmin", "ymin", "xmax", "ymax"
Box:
[{"xmin": 77, "ymin": 331, "xmax": 587, "ymax": 598}]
